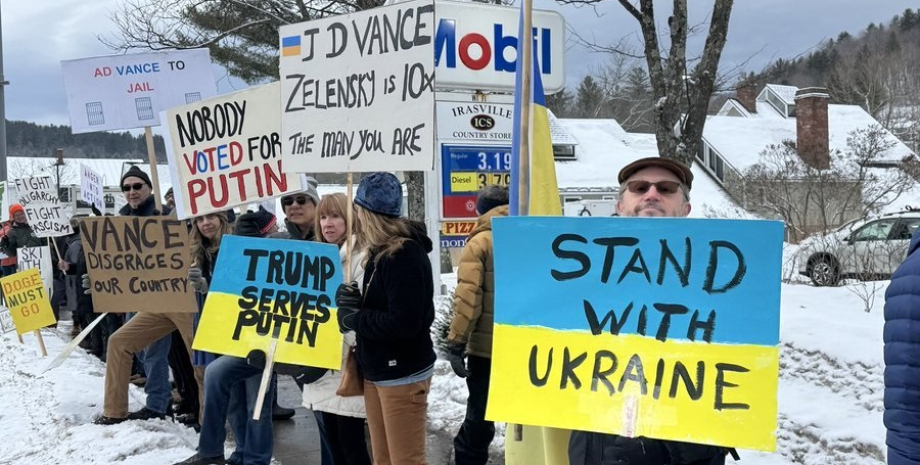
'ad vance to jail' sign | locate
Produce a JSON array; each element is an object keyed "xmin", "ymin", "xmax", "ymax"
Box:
[
  {"xmin": 279, "ymin": 0, "xmax": 435, "ymax": 173},
  {"xmin": 486, "ymin": 217, "xmax": 784, "ymax": 452},
  {"xmin": 193, "ymin": 236, "xmax": 344, "ymax": 369},
  {"xmin": 165, "ymin": 82, "xmax": 303, "ymax": 219},
  {"xmin": 80, "ymin": 216, "xmax": 196, "ymax": 313}
]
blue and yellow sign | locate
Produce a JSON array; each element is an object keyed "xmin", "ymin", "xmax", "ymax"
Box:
[
  {"xmin": 486, "ymin": 217, "xmax": 783, "ymax": 451},
  {"xmin": 193, "ymin": 235, "xmax": 344, "ymax": 369}
]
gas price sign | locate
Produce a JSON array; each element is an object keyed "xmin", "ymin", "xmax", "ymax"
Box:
[{"xmin": 441, "ymin": 145, "xmax": 511, "ymax": 219}]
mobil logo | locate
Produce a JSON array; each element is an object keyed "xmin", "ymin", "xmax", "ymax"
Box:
[{"xmin": 433, "ymin": 1, "xmax": 565, "ymax": 93}]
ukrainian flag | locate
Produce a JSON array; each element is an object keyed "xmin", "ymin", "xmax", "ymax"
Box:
[
  {"xmin": 505, "ymin": 7, "xmax": 569, "ymax": 465},
  {"xmin": 281, "ymin": 36, "xmax": 301, "ymax": 57},
  {"xmin": 509, "ymin": 9, "xmax": 562, "ymax": 217}
]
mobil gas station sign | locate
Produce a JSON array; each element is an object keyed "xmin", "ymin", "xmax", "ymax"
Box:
[{"xmin": 434, "ymin": 1, "xmax": 565, "ymax": 93}]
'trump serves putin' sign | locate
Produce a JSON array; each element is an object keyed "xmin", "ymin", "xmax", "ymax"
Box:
[
  {"xmin": 279, "ymin": 0, "xmax": 435, "ymax": 173},
  {"xmin": 61, "ymin": 49, "xmax": 216, "ymax": 133},
  {"xmin": 193, "ymin": 236, "xmax": 344, "ymax": 369},
  {"xmin": 487, "ymin": 217, "xmax": 783, "ymax": 451}
]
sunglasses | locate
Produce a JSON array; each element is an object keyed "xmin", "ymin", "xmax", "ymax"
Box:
[
  {"xmin": 282, "ymin": 195, "xmax": 310, "ymax": 207},
  {"xmin": 625, "ymin": 180, "xmax": 683, "ymax": 196},
  {"xmin": 121, "ymin": 182, "xmax": 146, "ymax": 192}
]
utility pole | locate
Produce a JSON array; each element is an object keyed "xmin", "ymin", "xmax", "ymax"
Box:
[{"xmin": 0, "ymin": 1, "xmax": 8, "ymax": 183}]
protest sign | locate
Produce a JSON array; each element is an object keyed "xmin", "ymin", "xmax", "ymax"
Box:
[
  {"xmin": 164, "ymin": 82, "xmax": 303, "ymax": 219},
  {"xmin": 61, "ymin": 49, "xmax": 216, "ymax": 133},
  {"xmin": 0, "ymin": 181, "xmax": 8, "ymax": 223},
  {"xmin": 80, "ymin": 164, "xmax": 105, "ymax": 213},
  {"xmin": 486, "ymin": 217, "xmax": 784, "ymax": 452},
  {"xmin": 1, "ymin": 268, "xmax": 56, "ymax": 335},
  {"xmin": 279, "ymin": 0, "xmax": 435, "ymax": 173},
  {"xmin": 80, "ymin": 216, "xmax": 196, "ymax": 313},
  {"xmin": 0, "ymin": 306, "xmax": 14, "ymax": 334},
  {"xmin": 18, "ymin": 246, "xmax": 53, "ymax": 295},
  {"xmin": 193, "ymin": 235, "xmax": 344, "ymax": 369},
  {"xmin": 14, "ymin": 176, "xmax": 72, "ymax": 237}
]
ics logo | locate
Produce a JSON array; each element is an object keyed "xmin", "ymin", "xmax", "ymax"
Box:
[{"xmin": 470, "ymin": 115, "xmax": 495, "ymax": 131}]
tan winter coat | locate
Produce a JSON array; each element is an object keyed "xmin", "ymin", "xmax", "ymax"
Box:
[{"xmin": 448, "ymin": 205, "xmax": 508, "ymax": 358}]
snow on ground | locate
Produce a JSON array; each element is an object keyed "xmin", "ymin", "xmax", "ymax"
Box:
[{"xmin": 0, "ymin": 276, "xmax": 892, "ymax": 464}]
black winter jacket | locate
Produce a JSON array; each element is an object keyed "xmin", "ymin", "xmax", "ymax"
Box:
[
  {"xmin": 352, "ymin": 221, "xmax": 436, "ymax": 382},
  {"xmin": 569, "ymin": 431, "xmax": 729, "ymax": 465},
  {"xmin": 63, "ymin": 233, "xmax": 93, "ymax": 314},
  {"xmin": 1, "ymin": 221, "xmax": 44, "ymax": 258},
  {"xmin": 119, "ymin": 195, "xmax": 169, "ymax": 217}
]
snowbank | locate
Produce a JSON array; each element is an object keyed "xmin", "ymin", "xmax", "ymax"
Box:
[{"xmin": 0, "ymin": 278, "xmax": 891, "ymax": 465}]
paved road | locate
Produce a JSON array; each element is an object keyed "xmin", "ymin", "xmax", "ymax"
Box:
[{"xmin": 272, "ymin": 376, "xmax": 324, "ymax": 465}]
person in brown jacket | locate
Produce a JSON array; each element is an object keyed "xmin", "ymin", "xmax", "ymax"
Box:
[{"xmin": 447, "ymin": 184, "xmax": 509, "ymax": 465}]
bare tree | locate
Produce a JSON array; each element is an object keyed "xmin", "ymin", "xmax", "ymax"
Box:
[
  {"xmin": 742, "ymin": 126, "xmax": 914, "ymax": 243},
  {"xmin": 560, "ymin": 0, "xmax": 736, "ymax": 166},
  {"xmin": 103, "ymin": 0, "xmax": 445, "ymax": 221}
]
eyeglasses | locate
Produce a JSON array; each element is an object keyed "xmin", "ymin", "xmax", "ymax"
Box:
[
  {"xmin": 625, "ymin": 180, "xmax": 683, "ymax": 196},
  {"xmin": 282, "ymin": 195, "xmax": 310, "ymax": 207},
  {"xmin": 121, "ymin": 182, "xmax": 146, "ymax": 192}
]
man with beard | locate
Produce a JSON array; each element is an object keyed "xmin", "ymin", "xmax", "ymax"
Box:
[{"xmin": 567, "ymin": 157, "xmax": 735, "ymax": 465}]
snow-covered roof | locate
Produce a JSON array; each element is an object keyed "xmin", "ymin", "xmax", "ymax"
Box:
[
  {"xmin": 761, "ymin": 84, "xmax": 799, "ymax": 105},
  {"xmin": 703, "ymin": 102, "xmax": 915, "ymax": 171},
  {"xmin": 6, "ymin": 156, "xmax": 173, "ymax": 193},
  {"xmin": 552, "ymin": 119, "xmax": 746, "ymax": 218}
]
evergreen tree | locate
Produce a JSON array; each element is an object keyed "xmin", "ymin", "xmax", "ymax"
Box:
[
  {"xmin": 575, "ymin": 76, "xmax": 605, "ymax": 118},
  {"xmin": 545, "ymin": 88, "xmax": 573, "ymax": 117}
]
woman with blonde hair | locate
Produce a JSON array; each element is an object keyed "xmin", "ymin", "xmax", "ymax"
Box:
[
  {"xmin": 335, "ymin": 172, "xmax": 436, "ymax": 465},
  {"xmin": 302, "ymin": 192, "xmax": 372, "ymax": 465}
]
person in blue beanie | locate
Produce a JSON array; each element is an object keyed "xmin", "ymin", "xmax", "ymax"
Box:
[{"xmin": 335, "ymin": 172, "xmax": 436, "ymax": 465}]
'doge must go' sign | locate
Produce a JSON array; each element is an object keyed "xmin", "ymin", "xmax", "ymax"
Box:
[
  {"xmin": 80, "ymin": 216, "xmax": 196, "ymax": 313},
  {"xmin": 486, "ymin": 217, "xmax": 784, "ymax": 451}
]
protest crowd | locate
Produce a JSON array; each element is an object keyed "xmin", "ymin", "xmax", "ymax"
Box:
[{"xmin": 0, "ymin": 149, "xmax": 760, "ymax": 465}]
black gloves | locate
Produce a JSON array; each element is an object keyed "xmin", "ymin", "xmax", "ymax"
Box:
[
  {"xmin": 447, "ymin": 343, "xmax": 470, "ymax": 378},
  {"xmin": 246, "ymin": 349, "xmax": 329, "ymax": 385},
  {"xmin": 335, "ymin": 282, "xmax": 361, "ymax": 333}
]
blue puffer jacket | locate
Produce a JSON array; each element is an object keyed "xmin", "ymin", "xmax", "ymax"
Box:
[{"xmin": 884, "ymin": 229, "xmax": 920, "ymax": 465}]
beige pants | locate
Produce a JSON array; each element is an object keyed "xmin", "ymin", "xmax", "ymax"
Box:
[
  {"xmin": 102, "ymin": 312, "xmax": 202, "ymax": 419},
  {"xmin": 364, "ymin": 377, "xmax": 431, "ymax": 465}
]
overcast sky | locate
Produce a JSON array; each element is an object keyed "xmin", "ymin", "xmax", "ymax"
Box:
[{"xmin": 3, "ymin": 0, "xmax": 917, "ymax": 126}]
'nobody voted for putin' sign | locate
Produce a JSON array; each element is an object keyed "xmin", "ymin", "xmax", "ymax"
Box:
[{"xmin": 165, "ymin": 82, "xmax": 303, "ymax": 219}]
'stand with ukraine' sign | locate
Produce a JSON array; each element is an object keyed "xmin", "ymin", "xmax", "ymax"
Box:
[
  {"xmin": 192, "ymin": 235, "xmax": 344, "ymax": 370},
  {"xmin": 486, "ymin": 217, "xmax": 783, "ymax": 451}
]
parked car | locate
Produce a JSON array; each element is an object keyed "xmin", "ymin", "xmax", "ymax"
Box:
[{"xmin": 798, "ymin": 210, "xmax": 920, "ymax": 286}]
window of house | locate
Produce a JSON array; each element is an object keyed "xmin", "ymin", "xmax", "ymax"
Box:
[
  {"xmin": 709, "ymin": 150, "xmax": 717, "ymax": 171},
  {"xmin": 697, "ymin": 143, "xmax": 705, "ymax": 162},
  {"xmin": 715, "ymin": 156, "xmax": 725, "ymax": 181}
]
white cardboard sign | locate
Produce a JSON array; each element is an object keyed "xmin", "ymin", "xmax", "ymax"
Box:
[
  {"xmin": 279, "ymin": 0, "xmax": 436, "ymax": 173},
  {"xmin": 0, "ymin": 307, "xmax": 14, "ymax": 334},
  {"xmin": 61, "ymin": 49, "xmax": 216, "ymax": 133},
  {"xmin": 14, "ymin": 176, "xmax": 72, "ymax": 237},
  {"xmin": 17, "ymin": 246, "xmax": 54, "ymax": 295},
  {"xmin": 80, "ymin": 164, "xmax": 105, "ymax": 213},
  {"xmin": 164, "ymin": 82, "xmax": 303, "ymax": 219}
]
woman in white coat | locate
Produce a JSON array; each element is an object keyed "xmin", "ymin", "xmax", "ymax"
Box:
[{"xmin": 304, "ymin": 193, "xmax": 372, "ymax": 465}]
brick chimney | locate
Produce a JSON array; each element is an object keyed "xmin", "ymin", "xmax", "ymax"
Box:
[
  {"xmin": 736, "ymin": 83, "xmax": 757, "ymax": 114},
  {"xmin": 795, "ymin": 87, "xmax": 830, "ymax": 170}
]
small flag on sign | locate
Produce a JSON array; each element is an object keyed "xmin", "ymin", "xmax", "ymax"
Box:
[{"xmin": 281, "ymin": 36, "xmax": 301, "ymax": 57}]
